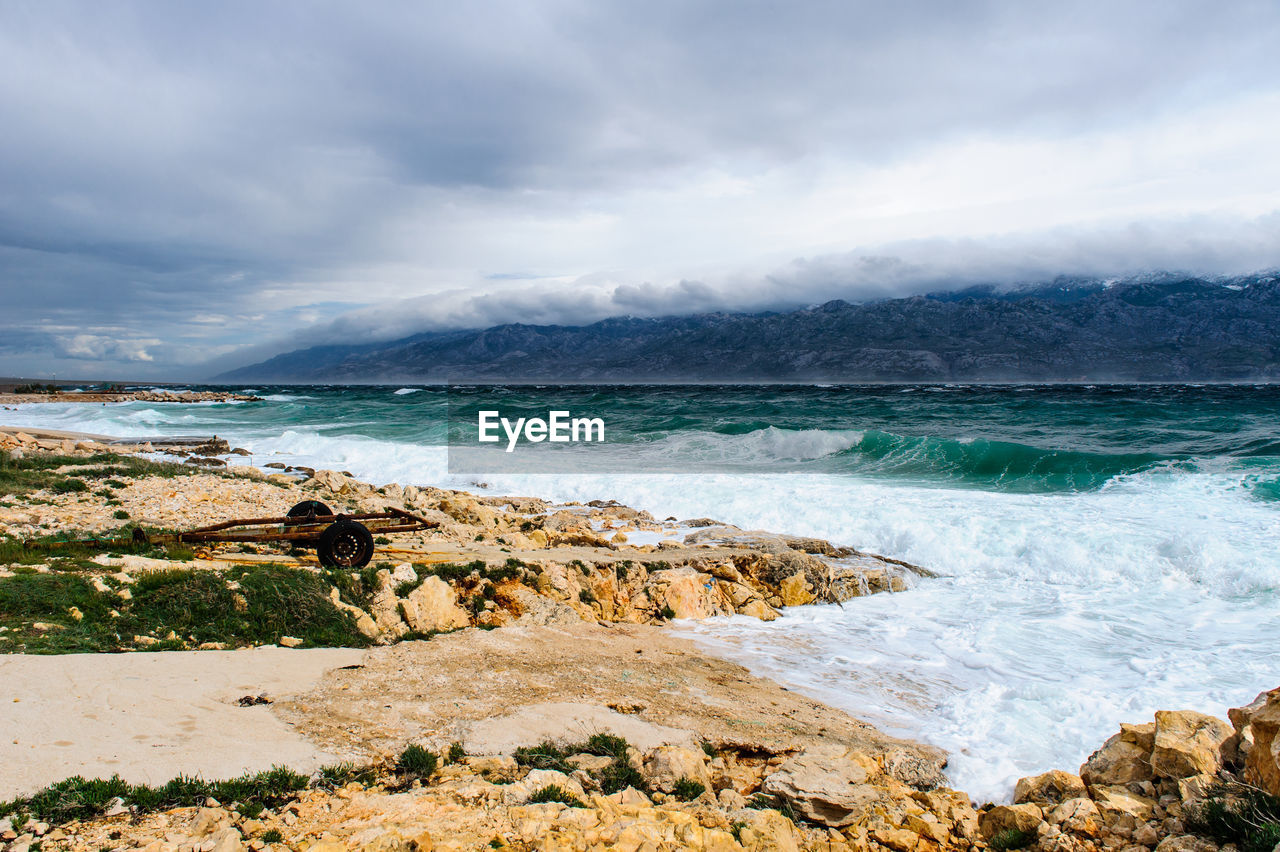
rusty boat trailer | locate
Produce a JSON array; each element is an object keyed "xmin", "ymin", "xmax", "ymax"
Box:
[{"xmin": 128, "ymin": 504, "xmax": 438, "ymax": 568}]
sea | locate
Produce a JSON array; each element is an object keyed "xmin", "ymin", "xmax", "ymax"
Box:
[{"xmin": 5, "ymin": 383, "xmax": 1279, "ymax": 803}]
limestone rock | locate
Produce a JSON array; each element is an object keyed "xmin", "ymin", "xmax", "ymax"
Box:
[
  {"xmin": 1154, "ymin": 836, "xmax": 1221, "ymax": 852},
  {"xmin": 1242, "ymin": 687, "xmax": 1280, "ymax": 796},
  {"xmin": 369, "ymin": 570, "xmax": 409, "ymax": 640},
  {"xmin": 1047, "ymin": 797, "xmax": 1102, "ymax": 838},
  {"xmin": 399, "ymin": 576, "xmax": 470, "ymax": 634},
  {"xmin": 760, "ymin": 751, "xmax": 882, "ymax": 827},
  {"xmin": 1150, "ymin": 710, "xmax": 1233, "ymax": 780},
  {"xmin": 1014, "ymin": 770, "xmax": 1088, "ymax": 805},
  {"xmin": 642, "ymin": 746, "xmax": 712, "ymax": 793},
  {"xmin": 1081, "ymin": 731, "xmax": 1153, "ymax": 786},
  {"xmin": 778, "ymin": 572, "xmax": 816, "ymax": 607},
  {"xmin": 978, "ymin": 803, "xmax": 1043, "ymax": 839},
  {"xmin": 512, "ymin": 588, "xmax": 581, "ymax": 626},
  {"xmin": 278, "ymin": 636, "xmax": 303, "ymax": 648},
  {"xmin": 1090, "ymin": 785, "xmax": 1157, "ymax": 821},
  {"xmin": 328, "ymin": 588, "xmax": 380, "ymax": 639},
  {"xmin": 736, "ymin": 598, "xmax": 780, "ymax": 621}
]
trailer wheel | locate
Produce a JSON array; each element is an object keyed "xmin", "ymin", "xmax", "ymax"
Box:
[
  {"xmin": 285, "ymin": 500, "xmax": 333, "ymax": 526},
  {"xmin": 317, "ymin": 520, "xmax": 374, "ymax": 568}
]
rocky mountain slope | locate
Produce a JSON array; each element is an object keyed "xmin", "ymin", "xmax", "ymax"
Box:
[{"xmin": 218, "ymin": 273, "xmax": 1280, "ymax": 383}]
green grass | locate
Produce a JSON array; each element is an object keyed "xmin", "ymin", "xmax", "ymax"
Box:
[
  {"xmin": 1188, "ymin": 782, "xmax": 1280, "ymax": 852},
  {"xmin": 513, "ymin": 733, "xmax": 645, "ymax": 795},
  {"xmin": 447, "ymin": 742, "xmax": 467, "ymax": 764},
  {"xmin": 671, "ymin": 777, "xmax": 706, "ymax": 801},
  {"xmin": 397, "ymin": 744, "xmax": 438, "ymax": 777},
  {"xmin": 988, "ymin": 828, "xmax": 1037, "ymax": 851},
  {"xmin": 261, "ymin": 829, "xmax": 284, "ymax": 843},
  {"xmin": 0, "ymin": 453, "xmax": 199, "ymax": 498},
  {"xmin": 748, "ymin": 793, "xmax": 796, "ymax": 822},
  {"xmin": 527, "ymin": 784, "xmax": 585, "ymax": 808},
  {"xmin": 0, "ymin": 766, "xmax": 308, "ymax": 825},
  {"xmin": 0, "ymin": 564, "xmax": 373, "ymax": 654},
  {"xmin": 318, "ymin": 762, "xmax": 379, "ymax": 789}
]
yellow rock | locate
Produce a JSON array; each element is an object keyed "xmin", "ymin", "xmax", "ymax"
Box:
[{"xmin": 778, "ymin": 573, "xmax": 816, "ymax": 607}]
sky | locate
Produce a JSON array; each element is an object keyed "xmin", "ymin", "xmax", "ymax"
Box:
[{"xmin": 1, "ymin": 1, "xmax": 1279, "ymax": 379}]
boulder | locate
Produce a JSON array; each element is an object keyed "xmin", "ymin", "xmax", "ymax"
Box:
[
  {"xmin": 1150, "ymin": 710, "xmax": 1233, "ymax": 780},
  {"xmin": 1242, "ymin": 687, "xmax": 1280, "ymax": 796},
  {"xmin": 778, "ymin": 572, "xmax": 816, "ymax": 607},
  {"xmin": 1090, "ymin": 785, "xmax": 1157, "ymax": 821},
  {"xmin": 399, "ymin": 576, "xmax": 470, "ymax": 634},
  {"xmin": 979, "ymin": 804, "xmax": 1043, "ymax": 838},
  {"xmin": 760, "ymin": 751, "xmax": 883, "ymax": 827},
  {"xmin": 1014, "ymin": 770, "xmax": 1088, "ymax": 805},
  {"xmin": 642, "ymin": 746, "xmax": 711, "ymax": 794},
  {"xmin": 659, "ymin": 570, "xmax": 719, "ymax": 619},
  {"xmin": 512, "ymin": 588, "xmax": 581, "ymax": 627},
  {"xmin": 1081, "ymin": 731, "xmax": 1153, "ymax": 786},
  {"xmin": 1046, "ymin": 797, "xmax": 1102, "ymax": 838},
  {"xmin": 368, "ymin": 570, "xmax": 408, "ymax": 639},
  {"xmin": 307, "ymin": 469, "xmax": 350, "ymax": 493},
  {"xmin": 736, "ymin": 599, "xmax": 780, "ymax": 621},
  {"xmin": 327, "ymin": 588, "xmax": 379, "ymax": 639}
]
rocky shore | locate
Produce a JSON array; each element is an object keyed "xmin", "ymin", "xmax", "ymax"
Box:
[
  {"xmin": 2, "ymin": 430, "xmax": 1278, "ymax": 852},
  {"xmin": 0, "ymin": 390, "xmax": 259, "ymax": 405}
]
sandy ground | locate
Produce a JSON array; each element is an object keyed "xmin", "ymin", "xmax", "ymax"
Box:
[
  {"xmin": 276, "ymin": 623, "xmax": 946, "ymax": 778},
  {"xmin": 0, "ymin": 646, "xmax": 366, "ymax": 799},
  {"xmin": 0, "ymin": 625, "xmax": 947, "ymax": 802}
]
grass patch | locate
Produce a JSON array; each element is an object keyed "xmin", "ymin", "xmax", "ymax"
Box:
[
  {"xmin": 447, "ymin": 742, "xmax": 467, "ymax": 764},
  {"xmin": 748, "ymin": 793, "xmax": 796, "ymax": 822},
  {"xmin": 671, "ymin": 777, "xmax": 705, "ymax": 801},
  {"xmin": 0, "ymin": 766, "xmax": 307, "ymax": 825},
  {"xmin": 1188, "ymin": 782, "xmax": 1280, "ymax": 852},
  {"xmin": 989, "ymin": 828, "xmax": 1037, "ymax": 851},
  {"xmin": 514, "ymin": 733, "xmax": 645, "ymax": 795},
  {"xmin": 0, "ymin": 453, "xmax": 199, "ymax": 499},
  {"xmin": 0, "ymin": 564, "xmax": 372, "ymax": 654},
  {"xmin": 527, "ymin": 784, "xmax": 585, "ymax": 808},
  {"xmin": 397, "ymin": 744, "xmax": 438, "ymax": 777},
  {"xmin": 318, "ymin": 762, "xmax": 379, "ymax": 789},
  {"xmin": 261, "ymin": 829, "xmax": 284, "ymax": 843}
]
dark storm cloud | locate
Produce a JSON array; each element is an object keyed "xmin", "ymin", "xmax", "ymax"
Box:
[{"xmin": 0, "ymin": 1, "xmax": 1277, "ymax": 377}]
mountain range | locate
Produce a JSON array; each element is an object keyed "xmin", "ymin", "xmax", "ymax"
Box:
[{"xmin": 216, "ymin": 272, "xmax": 1280, "ymax": 383}]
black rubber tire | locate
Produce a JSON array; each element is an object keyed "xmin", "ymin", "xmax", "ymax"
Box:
[
  {"xmin": 284, "ymin": 500, "xmax": 333, "ymax": 526},
  {"xmin": 317, "ymin": 520, "xmax": 375, "ymax": 568}
]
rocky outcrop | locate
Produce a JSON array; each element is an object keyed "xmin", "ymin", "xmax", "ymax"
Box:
[{"xmin": 1226, "ymin": 686, "xmax": 1280, "ymax": 796}]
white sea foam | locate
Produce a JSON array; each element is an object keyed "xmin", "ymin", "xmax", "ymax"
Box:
[
  {"xmin": 393, "ymin": 387, "xmax": 422, "ymax": 395},
  {"xmin": 4, "ymin": 399, "xmax": 1278, "ymax": 803}
]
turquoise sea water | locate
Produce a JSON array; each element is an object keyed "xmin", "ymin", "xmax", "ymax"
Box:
[{"xmin": 7, "ymin": 383, "xmax": 1280, "ymax": 801}]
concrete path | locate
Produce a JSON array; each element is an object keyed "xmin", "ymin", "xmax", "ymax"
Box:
[{"xmin": 0, "ymin": 646, "xmax": 367, "ymax": 799}]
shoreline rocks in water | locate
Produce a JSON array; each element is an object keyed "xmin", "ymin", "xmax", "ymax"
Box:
[{"xmin": 0, "ymin": 390, "xmax": 260, "ymax": 405}]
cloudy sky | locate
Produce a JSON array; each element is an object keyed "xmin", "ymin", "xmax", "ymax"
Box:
[{"xmin": 2, "ymin": 1, "xmax": 1279, "ymax": 378}]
